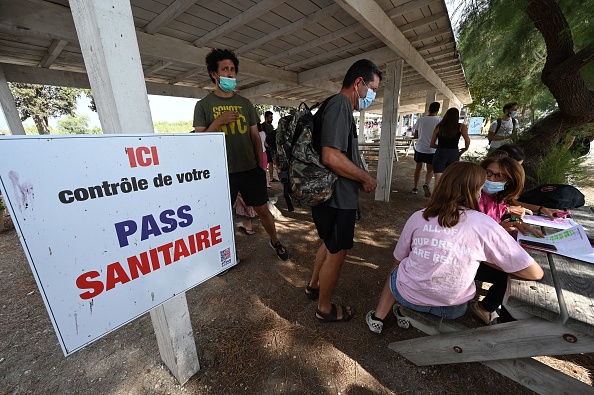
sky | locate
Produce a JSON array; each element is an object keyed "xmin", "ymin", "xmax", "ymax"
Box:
[{"xmin": 0, "ymin": 94, "xmax": 198, "ymax": 132}]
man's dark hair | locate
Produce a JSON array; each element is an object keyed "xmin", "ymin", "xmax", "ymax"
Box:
[
  {"xmin": 342, "ymin": 59, "xmax": 382, "ymax": 88},
  {"xmin": 428, "ymin": 102, "xmax": 440, "ymax": 114},
  {"xmin": 264, "ymin": 111, "xmax": 273, "ymax": 118},
  {"xmin": 205, "ymin": 48, "xmax": 239, "ymax": 83},
  {"xmin": 503, "ymin": 102, "xmax": 517, "ymax": 112}
]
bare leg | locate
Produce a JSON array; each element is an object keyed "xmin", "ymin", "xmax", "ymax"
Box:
[
  {"xmin": 268, "ymin": 162, "xmax": 275, "ymax": 181},
  {"xmin": 424, "ymin": 164, "xmax": 434, "ymax": 186},
  {"xmin": 253, "ymin": 204, "xmax": 280, "ymax": 245},
  {"xmin": 241, "ymin": 219, "xmax": 255, "ymax": 234},
  {"xmin": 413, "ymin": 162, "xmax": 422, "ymax": 189},
  {"xmin": 308, "ymin": 243, "xmax": 327, "ymax": 290},
  {"xmin": 434, "ymin": 172, "xmax": 442, "ymax": 186},
  {"xmin": 373, "ymin": 276, "xmax": 397, "ymax": 320},
  {"xmin": 316, "ymin": 248, "xmax": 351, "ymax": 319}
]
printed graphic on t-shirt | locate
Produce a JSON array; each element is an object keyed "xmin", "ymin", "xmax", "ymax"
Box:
[
  {"xmin": 212, "ymin": 105, "xmax": 248, "ymax": 135},
  {"xmin": 409, "ymin": 224, "xmax": 476, "ymax": 268}
]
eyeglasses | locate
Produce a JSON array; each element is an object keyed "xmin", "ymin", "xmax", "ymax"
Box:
[
  {"xmin": 486, "ymin": 169, "xmax": 506, "ymax": 181},
  {"xmin": 362, "ymin": 80, "xmax": 378, "ymax": 92}
]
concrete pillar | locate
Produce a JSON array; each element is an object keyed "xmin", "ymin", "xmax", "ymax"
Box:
[
  {"xmin": 441, "ymin": 98, "xmax": 450, "ymax": 115},
  {"xmin": 69, "ymin": 0, "xmax": 199, "ymax": 385},
  {"xmin": 0, "ymin": 65, "xmax": 26, "ymax": 135},
  {"xmin": 424, "ymin": 89, "xmax": 436, "ymax": 114},
  {"xmin": 375, "ymin": 59, "xmax": 403, "ymax": 202}
]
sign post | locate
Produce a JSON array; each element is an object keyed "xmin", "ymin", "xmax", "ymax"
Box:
[{"xmin": 0, "ymin": 134, "xmax": 236, "ymax": 372}]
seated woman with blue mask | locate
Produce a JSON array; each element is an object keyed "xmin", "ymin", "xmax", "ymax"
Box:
[{"xmin": 470, "ymin": 156, "xmax": 542, "ymax": 324}]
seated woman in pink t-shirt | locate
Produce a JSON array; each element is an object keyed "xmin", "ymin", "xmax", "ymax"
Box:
[{"xmin": 365, "ymin": 162, "xmax": 543, "ymax": 334}]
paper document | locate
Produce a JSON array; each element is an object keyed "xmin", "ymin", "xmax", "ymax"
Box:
[
  {"xmin": 521, "ymin": 214, "xmax": 577, "ymax": 230},
  {"xmin": 517, "ymin": 225, "xmax": 594, "ymax": 264}
]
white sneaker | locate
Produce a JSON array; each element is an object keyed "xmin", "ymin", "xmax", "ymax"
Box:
[
  {"xmin": 365, "ymin": 310, "xmax": 383, "ymax": 334},
  {"xmin": 392, "ymin": 304, "xmax": 410, "ymax": 329}
]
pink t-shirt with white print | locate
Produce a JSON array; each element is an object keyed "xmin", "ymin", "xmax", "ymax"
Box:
[{"xmin": 393, "ymin": 209, "xmax": 534, "ymax": 307}]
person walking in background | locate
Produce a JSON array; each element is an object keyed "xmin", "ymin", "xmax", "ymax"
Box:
[
  {"xmin": 488, "ymin": 102, "xmax": 519, "ymax": 154},
  {"xmin": 365, "ymin": 162, "xmax": 543, "ymax": 334},
  {"xmin": 412, "ymin": 102, "xmax": 441, "ymax": 197},
  {"xmin": 306, "ymin": 59, "xmax": 380, "ymax": 323},
  {"xmin": 262, "ymin": 111, "xmax": 278, "ymax": 183},
  {"xmin": 193, "ymin": 48, "xmax": 288, "ymax": 261},
  {"xmin": 430, "ymin": 108, "xmax": 470, "ymax": 185}
]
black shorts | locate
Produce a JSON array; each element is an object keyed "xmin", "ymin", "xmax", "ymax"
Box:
[
  {"xmin": 432, "ymin": 148, "xmax": 461, "ymax": 173},
  {"xmin": 229, "ymin": 167, "xmax": 269, "ymax": 207},
  {"xmin": 413, "ymin": 150, "xmax": 434, "ymax": 165},
  {"xmin": 265, "ymin": 149, "xmax": 273, "ymax": 164},
  {"xmin": 312, "ymin": 204, "xmax": 357, "ymax": 254}
]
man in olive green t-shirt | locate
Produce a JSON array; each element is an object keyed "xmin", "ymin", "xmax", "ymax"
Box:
[{"xmin": 193, "ymin": 48, "xmax": 288, "ymax": 261}]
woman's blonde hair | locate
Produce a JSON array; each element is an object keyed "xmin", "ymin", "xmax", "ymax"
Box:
[
  {"xmin": 480, "ymin": 156, "xmax": 525, "ymax": 205},
  {"xmin": 423, "ymin": 162, "xmax": 486, "ymax": 227}
]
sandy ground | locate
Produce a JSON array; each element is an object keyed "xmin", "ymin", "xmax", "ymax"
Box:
[{"xmin": 0, "ymin": 137, "xmax": 592, "ymax": 394}]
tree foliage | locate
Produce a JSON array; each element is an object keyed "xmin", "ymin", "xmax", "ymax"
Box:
[
  {"xmin": 9, "ymin": 83, "xmax": 84, "ymax": 135},
  {"xmin": 56, "ymin": 114, "xmax": 101, "ymax": 134},
  {"xmin": 456, "ymin": 0, "xmax": 594, "ymax": 182}
]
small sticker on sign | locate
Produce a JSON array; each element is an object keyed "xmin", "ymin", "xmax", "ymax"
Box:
[{"xmin": 220, "ymin": 247, "xmax": 232, "ymax": 267}]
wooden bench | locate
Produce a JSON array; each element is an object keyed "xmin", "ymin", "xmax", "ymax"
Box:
[{"xmin": 359, "ymin": 137, "xmax": 416, "ymax": 170}]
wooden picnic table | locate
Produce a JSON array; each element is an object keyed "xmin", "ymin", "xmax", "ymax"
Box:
[{"xmin": 389, "ymin": 206, "xmax": 594, "ymax": 395}]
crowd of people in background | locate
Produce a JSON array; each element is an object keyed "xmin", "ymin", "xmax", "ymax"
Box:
[{"xmin": 193, "ymin": 47, "xmax": 558, "ymax": 330}]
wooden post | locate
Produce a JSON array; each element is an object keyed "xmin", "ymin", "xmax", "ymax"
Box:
[
  {"xmin": 358, "ymin": 110, "xmax": 366, "ymax": 143},
  {"xmin": 375, "ymin": 59, "xmax": 402, "ymax": 202},
  {"xmin": 0, "ymin": 65, "xmax": 26, "ymax": 135},
  {"xmin": 68, "ymin": 0, "xmax": 200, "ymax": 384}
]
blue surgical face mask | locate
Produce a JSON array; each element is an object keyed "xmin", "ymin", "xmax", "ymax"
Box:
[
  {"xmin": 482, "ymin": 180, "xmax": 506, "ymax": 195},
  {"xmin": 509, "ymin": 110, "xmax": 517, "ymax": 118},
  {"xmin": 359, "ymin": 87, "xmax": 376, "ymax": 111},
  {"xmin": 217, "ymin": 75, "xmax": 236, "ymax": 92}
]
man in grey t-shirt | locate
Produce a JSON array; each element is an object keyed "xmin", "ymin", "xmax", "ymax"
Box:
[{"xmin": 305, "ymin": 59, "xmax": 380, "ymax": 323}]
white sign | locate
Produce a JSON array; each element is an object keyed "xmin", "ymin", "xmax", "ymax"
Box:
[
  {"xmin": 0, "ymin": 134, "xmax": 236, "ymax": 355},
  {"xmin": 468, "ymin": 117, "xmax": 484, "ymax": 135}
]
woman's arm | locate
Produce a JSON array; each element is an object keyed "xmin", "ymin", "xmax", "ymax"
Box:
[
  {"xmin": 511, "ymin": 261, "xmax": 544, "ymax": 280},
  {"xmin": 459, "ymin": 123, "xmax": 470, "ymax": 154}
]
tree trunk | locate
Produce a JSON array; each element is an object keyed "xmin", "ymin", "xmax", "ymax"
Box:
[
  {"xmin": 32, "ymin": 115, "xmax": 50, "ymax": 135},
  {"xmin": 521, "ymin": 0, "xmax": 594, "ymax": 178}
]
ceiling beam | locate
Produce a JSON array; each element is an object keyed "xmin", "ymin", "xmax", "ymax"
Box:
[
  {"xmin": 192, "ymin": 0, "xmax": 286, "ymax": 48},
  {"xmin": 334, "ymin": 0, "xmax": 460, "ymax": 105},
  {"xmin": 39, "ymin": 39, "xmax": 68, "ymax": 68},
  {"xmin": 240, "ymin": 82, "xmax": 292, "ymax": 98},
  {"xmin": 143, "ymin": 0, "xmax": 197, "ymax": 35},
  {"xmin": 167, "ymin": 66, "xmax": 203, "ymax": 85},
  {"xmin": 409, "ymin": 27, "xmax": 451, "ymax": 45},
  {"xmin": 143, "ymin": 61, "xmax": 173, "ymax": 77},
  {"xmin": 398, "ymin": 12, "xmax": 448, "ymax": 33},
  {"xmin": 0, "ymin": 62, "xmax": 213, "ymax": 99},
  {"xmin": 235, "ymin": 3, "xmax": 342, "ymax": 55},
  {"xmin": 385, "ymin": 0, "xmax": 439, "ymax": 18},
  {"xmin": 262, "ymin": 23, "xmax": 365, "ymax": 65},
  {"xmin": 285, "ymin": 37, "xmax": 379, "ymax": 71},
  {"xmin": 298, "ymin": 47, "xmax": 400, "ymax": 85}
]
